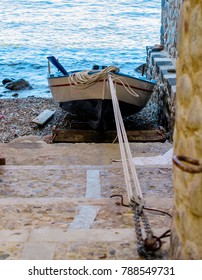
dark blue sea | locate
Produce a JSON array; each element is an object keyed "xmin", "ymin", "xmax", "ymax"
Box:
[{"xmin": 0, "ymin": 0, "xmax": 161, "ymax": 98}]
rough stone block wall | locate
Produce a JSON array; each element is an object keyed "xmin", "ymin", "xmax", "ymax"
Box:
[
  {"xmin": 146, "ymin": 0, "xmax": 183, "ymax": 139},
  {"xmin": 146, "ymin": 48, "xmax": 176, "ymax": 139},
  {"xmin": 161, "ymin": 0, "xmax": 183, "ymax": 58},
  {"xmin": 171, "ymin": 0, "xmax": 202, "ymax": 259}
]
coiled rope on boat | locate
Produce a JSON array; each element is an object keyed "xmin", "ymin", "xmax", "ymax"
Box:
[
  {"xmin": 67, "ymin": 66, "xmax": 139, "ymax": 97},
  {"xmin": 68, "ymin": 66, "xmax": 119, "ymax": 89}
]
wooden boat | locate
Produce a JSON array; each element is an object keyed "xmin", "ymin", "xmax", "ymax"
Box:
[{"xmin": 47, "ymin": 56, "xmax": 155, "ymax": 129}]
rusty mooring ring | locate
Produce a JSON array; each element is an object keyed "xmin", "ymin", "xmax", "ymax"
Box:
[{"xmin": 173, "ymin": 155, "xmax": 202, "ymax": 174}]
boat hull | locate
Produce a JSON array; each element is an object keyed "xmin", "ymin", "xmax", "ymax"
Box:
[
  {"xmin": 48, "ymin": 71, "xmax": 155, "ymax": 129},
  {"xmin": 59, "ymin": 99, "xmax": 144, "ymax": 129}
]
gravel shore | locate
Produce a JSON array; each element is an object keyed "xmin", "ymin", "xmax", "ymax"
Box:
[
  {"xmin": 0, "ymin": 97, "xmax": 159, "ymax": 143},
  {"xmin": 0, "ymin": 97, "xmax": 63, "ymax": 143}
]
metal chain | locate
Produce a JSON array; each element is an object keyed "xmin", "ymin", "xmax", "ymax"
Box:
[
  {"xmin": 133, "ymin": 204, "xmax": 153, "ymax": 259},
  {"xmin": 131, "ymin": 203, "xmax": 166, "ymax": 259},
  {"xmin": 133, "ymin": 205, "xmax": 145, "ymax": 249},
  {"xmin": 110, "ymin": 195, "xmax": 171, "ymax": 259},
  {"xmin": 142, "ymin": 210, "xmax": 152, "ymax": 236}
]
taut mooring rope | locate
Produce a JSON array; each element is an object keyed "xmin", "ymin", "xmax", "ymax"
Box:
[
  {"xmin": 108, "ymin": 73, "xmax": 169, "ymax": 259},
  {"xmin": 108, "ymin": 74, "xmax": 144, "ymax": 209}
]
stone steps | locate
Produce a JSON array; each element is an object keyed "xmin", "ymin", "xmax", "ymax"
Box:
[
  {"xmin": 0, "ymin": 162, "xmax": 173, "ymax": 260},
  {"xmin": 0, "ymin": 136, "xmax": 173, "ymax": 165},
  {"xmin": 0, "ymin": 137, "xmax": 173, "ymax": 259},
  {"xmin": 0, "ymin": 228, "xmax": 137, "ymax": 260}
]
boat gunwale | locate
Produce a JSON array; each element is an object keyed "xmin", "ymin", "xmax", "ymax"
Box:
[
  {"xmin": 47, "ymin": 70, "xmax": 156, "ymax": 86},
  {"xmin": 48, "ymin": 72, "xmax": 155, "ymax": 93}
]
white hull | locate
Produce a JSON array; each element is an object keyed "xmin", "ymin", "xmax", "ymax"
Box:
[
  {"xmin": 48, "ymin": 72, "xmax": 154, "ymax": 107},
  {"xmin": 47, "ymin": 61, "xmax": 155, "ymax": 129}
]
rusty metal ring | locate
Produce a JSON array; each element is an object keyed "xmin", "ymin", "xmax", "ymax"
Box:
[
  {"xmin": 173, "ymin": 155, "xmax": 202, "ymax": 174},
  {"xmin": 144, "ymin": 236, "xmax": 162, "ymax": 252}
]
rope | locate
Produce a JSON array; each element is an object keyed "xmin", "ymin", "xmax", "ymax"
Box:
[
  {"xmin": 112, "ymin": 76, "xmax": 139, "ymax": 97},
  {"xmin": 68, "ymin": 66, "xmax": 119, "ymax": 90},
  {"xmin": 108, "ymin": 73, "xmax": 169, "ymax": 259},
  {"xmin": 108, "ymin": 74, "xmax": 144, "ymax": 209},
  {"xmin": 67, "ymin": 66, "xmax": 139, "ymax": 97}
]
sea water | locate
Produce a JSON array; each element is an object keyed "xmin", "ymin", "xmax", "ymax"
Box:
[{"xmin": 0, "ymin": 0, "xmax": 161, "ymax": 98}]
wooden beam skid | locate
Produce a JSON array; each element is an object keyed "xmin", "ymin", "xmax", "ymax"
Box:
[{"xmin": 52, "ymin": 128, "xmax": 166, "ymax": 143}]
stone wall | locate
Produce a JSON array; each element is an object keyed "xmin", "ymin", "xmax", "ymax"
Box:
[
  {"xmin": 171, "ymin": 0, "xmax": 202, "ymax": 259},
  {"xmin": 161, "ymin": 0, "xmax": 183, "ymax": 58},
  {"xmin": 146, "ymin": 0, "xmax": 183, "ymax": 139},
  {"xmin": 147, "ymin": 0, "xmax": 202, "ymax": 259},
  {"xmin": 146, "ymin": 47, "xmax": 176, "ymax": 139}
]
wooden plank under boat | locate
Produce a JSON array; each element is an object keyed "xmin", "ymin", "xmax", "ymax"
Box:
[
  {"xmin": 47, "ymin": 56, "xmax": 155, "ymax": 130},
  {"xmin": 51, "ymin": 127, "xmax": 167, "ymax": 143}
]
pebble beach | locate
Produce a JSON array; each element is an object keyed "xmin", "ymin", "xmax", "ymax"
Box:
[
  {"xmin": 0, "ymin": 95, "xmax": 159, "ymax": 143},
  {"xmin": 0, "ymin": 97, "xmax": 62, "ymax": 143}
]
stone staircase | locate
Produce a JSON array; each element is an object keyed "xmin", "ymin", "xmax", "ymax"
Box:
[{"xmin": 0, "ymin": 136, "xmax": 173, "ymax": 259}]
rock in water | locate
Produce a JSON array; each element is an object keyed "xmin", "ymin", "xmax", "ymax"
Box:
[
  {"xmin": 5, "ymin": 78, "xmax": 33, "ymax": 91},
  {"xmin": 2, "ymin": 78, "xmax": 14, "ymax": 85}
]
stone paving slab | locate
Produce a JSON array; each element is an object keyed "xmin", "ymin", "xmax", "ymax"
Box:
[
  {"xmin": 54, "ymin": 241, "xmax": 139, "ymax": 260},
  {"xmin": 21, "ymin": 242, "xmax": 56, "ymax": 260},
  {"xmin": 28, "ymin": 228, "xmax": 135, "ymax": 243},
  {"xmin": 69, "ymin": 206, "xmax": 100, "ymax": 229},
  {"xmin": 0, "ymin": 230, "xmax": 29, "ymax": 242}
]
